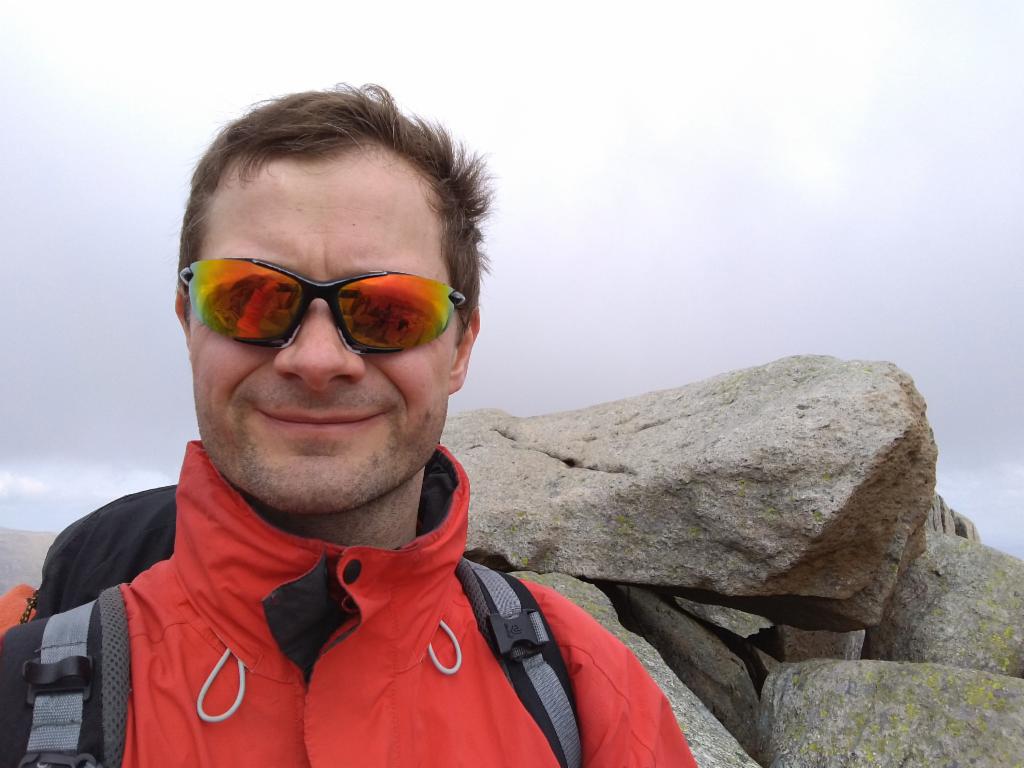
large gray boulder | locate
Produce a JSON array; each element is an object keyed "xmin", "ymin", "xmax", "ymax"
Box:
[
  {"xmin": 513, "ymin": 571, "xmax": 761, "ymax": 768},
  {"xmin": 864, "ymin": 532, "xmax": 1024, "ymax": 677},
  {"xmin": 0, "ymin": 527, "xmax": 55, "ymax": 593},
  {"xmin": 449, "ymin": 355, "xmax": 937, "ymax": 630},
  {"xmin": 758, "ymin": 659, "xmax": 1024, "ymax": 767}
]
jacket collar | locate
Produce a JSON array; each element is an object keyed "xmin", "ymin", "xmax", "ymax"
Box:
[{"xmin": 170, "ymin": 441, "xmax": 470, "ymax": 682}]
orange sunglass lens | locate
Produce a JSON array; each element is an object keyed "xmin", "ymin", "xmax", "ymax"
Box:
[
  {"xmin": 189, "ymin": 260, "xmax": 302, "ymax": 339},
  {"xmin": 338, "ymin": 274, "xmax": 454, "ymax": 349}
]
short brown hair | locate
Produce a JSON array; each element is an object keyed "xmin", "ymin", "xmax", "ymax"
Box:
[{"xmin": 179, "ymin": 84, "xmax": 492, "ymax": 314}]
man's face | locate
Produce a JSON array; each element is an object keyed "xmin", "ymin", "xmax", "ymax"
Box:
[{"xmin": 176, "ymin": 149, "xmax": 478, "ymax": 516}]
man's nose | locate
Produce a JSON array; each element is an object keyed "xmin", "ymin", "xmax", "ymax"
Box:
[{"xmin": 272, "ymin": 299, "xmax": 366, "ymax": 389}]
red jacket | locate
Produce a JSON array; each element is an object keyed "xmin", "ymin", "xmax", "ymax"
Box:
[{"xmin": 119, "ymin": 442, "xmax": 696, "ymax": 766}]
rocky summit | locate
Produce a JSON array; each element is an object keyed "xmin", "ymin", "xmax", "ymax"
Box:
[
  {"xmin": 5, "ymin": 355, "xmax": 1020, "ymax": 768},
  {"xmin": 446, "ymin": 354, "xmax": 937, "ymax": 631},
  {"xmin": 444, "ymin": 354, "xmax": 1020, "ymax": 768}
]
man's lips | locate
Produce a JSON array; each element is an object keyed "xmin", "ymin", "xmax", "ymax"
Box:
[{"xmin": 258, "ymin": 409, "xmax": 383, "ymax": 426}]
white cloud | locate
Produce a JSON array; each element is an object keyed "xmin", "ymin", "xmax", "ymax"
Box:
[
  {"xmin": 0, "ymin": 462, "xmax": 174, "ymax": 533},
  {"xmin": 0, "ymin": 472, "xmax": 48, "ymax": 499}
]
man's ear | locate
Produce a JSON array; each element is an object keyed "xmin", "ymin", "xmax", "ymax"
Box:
[
  {"xmin": 175, "ymin": 290, "xmax": 192, "ymax": 346},
  {"xmin": 448, "ymin": 308, "xmax": 480, "ymax": 396}
]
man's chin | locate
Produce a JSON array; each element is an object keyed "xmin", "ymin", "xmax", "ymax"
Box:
[
  {"xmin": 272, "ymin": 440, "xmax": 355, "ymax": 459},
  {"xmin": 236, "ymin": 472, "xmax": 360, "ymax": 517},
  {"xmin": 221, "ymin": 448, "xmax": 385, "ymax": 516}
]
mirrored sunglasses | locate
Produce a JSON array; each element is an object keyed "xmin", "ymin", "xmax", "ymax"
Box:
[{"xmin": 179, "ymin": 258, "xmax": 465, "ymax": 353}]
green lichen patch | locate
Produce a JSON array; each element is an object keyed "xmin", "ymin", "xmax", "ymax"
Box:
[
  {"xmin": 864, "ymin": 535, "xmax": 1024, "ymax": 678},
  {"xmin": 759, "ymin": 660, "xmax": 1024, "ymax": 767}
]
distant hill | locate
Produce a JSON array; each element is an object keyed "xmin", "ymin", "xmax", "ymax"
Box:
[{"xmin": 0, "ymin": 527, "xmax": 56, "ymax": 593}]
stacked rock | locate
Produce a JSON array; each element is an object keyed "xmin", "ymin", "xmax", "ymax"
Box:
[{"xmin": 444, "ymin": 355, "xmax": 1023, "ymax": 768}]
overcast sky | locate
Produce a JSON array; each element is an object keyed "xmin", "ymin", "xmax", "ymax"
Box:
[{"xmin": 1, "ymin": 2, "xmax": 1021, "ymax": 560}]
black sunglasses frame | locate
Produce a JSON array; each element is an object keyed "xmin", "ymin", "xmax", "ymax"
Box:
[{"xmin": 179, "ymin": 258, "xmax": 466, "ymax": 353}]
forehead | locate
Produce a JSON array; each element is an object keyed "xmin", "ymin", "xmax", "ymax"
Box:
[{"xmin": 200, "ymin": 148, "xmax": 446, "ymax": 282}]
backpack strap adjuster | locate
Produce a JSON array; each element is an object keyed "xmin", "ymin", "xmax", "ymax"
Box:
[
  {"xmin": 22, "ymin": 655, "xmax": 93, "ymax": 705},
  {"xmin": 456, "ymin": 559, "xmax": 582, "ymax": 768},
  {"xmin": 18, "ymin": 752, "xmax": 103, "ymax": 768},
  {"xmin": 487, "ymin": 609, "xmax": 548, "ymax": 659}
]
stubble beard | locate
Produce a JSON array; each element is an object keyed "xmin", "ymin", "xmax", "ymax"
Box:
[{"xmin": 195, "ymin": 391, "xmax": 447, "ymax": 519}]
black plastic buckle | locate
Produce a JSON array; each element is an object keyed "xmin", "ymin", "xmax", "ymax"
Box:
[
  {"xmin": 487, "ymin": 609, "xmax": 547, "ymax": 659},
  {"xmin": 18, "ymin": 752, "xmax": 102, "ymax": 768},
  {"xmin": 22, "ymin": 655, "xmax": 93, "ymax": 705}
]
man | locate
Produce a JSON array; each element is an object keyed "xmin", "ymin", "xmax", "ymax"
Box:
[{"xmin": 1, "ymin": 85, "xmax": 696, "ymax": 766}]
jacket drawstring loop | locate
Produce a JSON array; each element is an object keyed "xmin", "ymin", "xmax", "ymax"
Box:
[
  {"xmin": 428, "ymin": 619, "xmax": 462, "ymax": 676},
  {"xmin": 197, "ymin": 647, "xmax": 247, "ymax": 723}
]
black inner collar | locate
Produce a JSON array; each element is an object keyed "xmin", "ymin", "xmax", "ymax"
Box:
[{"xmin": 262, "ymin": 450, "xmax": 459, "ymax": 677}]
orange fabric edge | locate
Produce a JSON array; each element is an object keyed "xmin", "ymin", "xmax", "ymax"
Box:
[{"xmin": 0, "ymin": 584, "xmax": 38, "ymax": 636}]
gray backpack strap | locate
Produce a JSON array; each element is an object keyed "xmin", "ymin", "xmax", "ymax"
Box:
[
  {"xmin": 457, "ymin": 558, "xmax": 582, "ymax": 768},
  {"xmin": 21, "ymin": 601, "xmax": 100, "ymax": 767},
  {"xmin": 96, "ymin": 586, "xmax": 129, "ymax": 768},
  {"xmin": 18, "ymin": 586, "xmax": 129, "ymax": 768}
]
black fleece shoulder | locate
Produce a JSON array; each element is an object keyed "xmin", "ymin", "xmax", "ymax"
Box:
[{"xmin": 34, "ymin": 486, "xmax": 178, "ymax": 618}]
